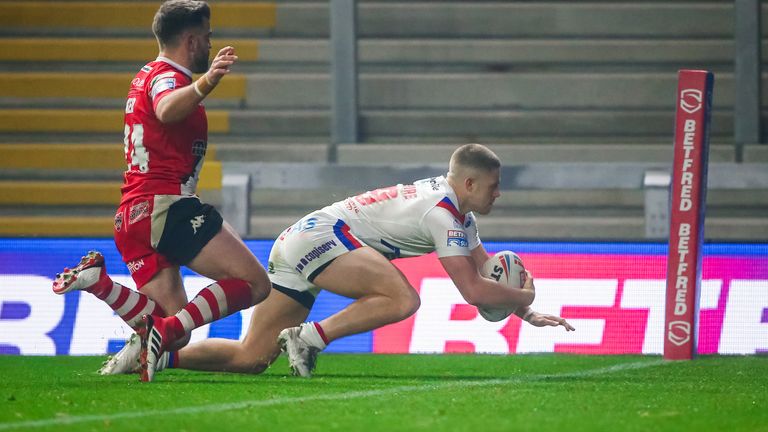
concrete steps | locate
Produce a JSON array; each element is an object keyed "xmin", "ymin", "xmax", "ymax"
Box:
[
  {"xmin": 0, "ymin": 1, "xmax": 276, "ymax": 36},
  {"xmin": 271, "ymin": 2, "xmax": 751, "ymax": 38},
  {"xmin": 1, "ymin": 0, "xmax": 765, "ymax": 241}
]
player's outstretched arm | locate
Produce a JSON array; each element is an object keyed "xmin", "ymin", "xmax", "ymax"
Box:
[
  {"xmin": 440, "ymin": 254, "xmax": 534, "ymax": 308},
  {"xmin": 155, "ymin": 46, "xmax": 238, "ymax": 124},
  {"xmin": 514, "ymin": 305, "xmax": 575, "ymax": 331}
]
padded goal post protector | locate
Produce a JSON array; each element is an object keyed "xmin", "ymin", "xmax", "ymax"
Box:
[{"xmin": 664, "ymin": 70, "xmax": 714, "ymax": 360}]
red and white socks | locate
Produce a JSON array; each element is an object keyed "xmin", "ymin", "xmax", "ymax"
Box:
[
  {"xmin": 89, "ymin": 274, "xmax": 165, "ymax": 329},
  {"xmin": 160, "ymin": 278, "xmax": 254, "ymax": 343}
]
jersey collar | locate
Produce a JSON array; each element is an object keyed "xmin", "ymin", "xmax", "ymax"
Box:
[
  {"xmin": 156, "ymin": 56, "xmax": 193, "ymax": 79},
  {"xmin": 435, "ymin": 177, "xmax": 467, "ymax": 224}
]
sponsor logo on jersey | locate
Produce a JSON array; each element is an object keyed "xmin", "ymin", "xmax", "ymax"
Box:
[
  {"xmin": 267, "ymin": 261, "xmax": 275, "ymax": 274},
  {"xmin": 429, "ymin": 177, "xmax": 440, "ymax": 191},
  {"xmin": 295, "ymin": 240, "xmax": 338, "ymax": 273},
  {"xmin": 131, "ymin": 77, "xmax": 144, "ymax": 88},
  {"xmin": 402, "ymin": 184, "xmax": 418, "ymax": 200},
  {"xmin": 128, "ymin": 201, "xmax": 149, "ymax": 225},
  {"xmin": 447, "ymin": 230, "xmax": 468, "ymax": 247},
  {"xmin": 465, "ymin": 214, "xmax": 473, "ymax": 228},
  {"xmin": 345, "ymin": 199, "xmax": 360, "ymax": 214},
  {"xmin": 190, "ymin": 215, "xmax": 205, "ymax": 234},
  {"xmin": 191, "ymin": 140, "xmax": 207, "ymax": 157},
  {"xmin": 149, "ymin": 73, "xmax": 177, "ymax": 99},
  {"xmin": 114, "ymin": 211, "xmax": 123, "ymax": 232},
  {"xmin": 127, "ymin": 259, "xmax": 144, "ymax": 274},
  {"xmin": 141, "ymin": 65, "xmax": 153, "ymax": 73}
]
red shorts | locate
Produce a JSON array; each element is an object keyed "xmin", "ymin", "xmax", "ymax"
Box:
[{"xmin": 114, "ymin": 194, "xmax": 223, "ymax": 289}]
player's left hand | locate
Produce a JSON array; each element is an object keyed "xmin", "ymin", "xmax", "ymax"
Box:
[
  {"xmin": 528, "ymin": 312, "xmax": 575, "ymax": 331},
  {"xmin": 206, "ymin": 46, "xmax": 238, "ymax": 85}
]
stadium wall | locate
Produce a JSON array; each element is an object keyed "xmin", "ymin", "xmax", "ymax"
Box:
[{"xmin": 1, "ymin": 239, "xmax": 766, "ymax": 356}]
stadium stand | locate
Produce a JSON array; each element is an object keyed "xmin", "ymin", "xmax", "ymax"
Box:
[{"xmin": 0, "ymin": 1, "xmax": 766, "ymax": 239}]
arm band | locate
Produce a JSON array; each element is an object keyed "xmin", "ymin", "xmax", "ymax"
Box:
[
  {"xmin": 193, "ymin": 80, "xmax": 206, "ymax": 98},
  {"xmin": 194, "ymin": 73, "xmax": 216, "ymax": 97}
]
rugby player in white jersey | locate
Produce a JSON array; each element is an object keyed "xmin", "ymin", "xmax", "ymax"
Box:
[{"xmin": 103, "ymin": 143, "xmax": 574, "ymax": 378}]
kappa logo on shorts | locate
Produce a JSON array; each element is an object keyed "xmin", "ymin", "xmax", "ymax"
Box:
[
  {"xmin": 114, "ymin": 211, "xmax": 124, "ymax": 232},
  {"xmin": 128, "ymin": 201, "xmax": 149, "ymax": 225},
  {"xmin": 190, "ymin": 215, "xmax": 205, "ymax": 234}
]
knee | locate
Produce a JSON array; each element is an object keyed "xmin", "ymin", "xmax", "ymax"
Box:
[
  {"xmin": 247, "ymin": 273, "xmax": 271, "ymax": 305},
  {"xmin": 248, "ymin": 281, "xmax": 270, "ymax": 305},
  {"xmin": 391, "ymin": 285, "xmax": 420, "ymax": 321}
]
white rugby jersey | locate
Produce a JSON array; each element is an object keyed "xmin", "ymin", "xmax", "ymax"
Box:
[{"xmin": 322, "ymin": 176, "xmax": 481, "ymax": 259}]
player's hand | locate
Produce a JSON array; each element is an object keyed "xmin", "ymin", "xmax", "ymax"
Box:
[
  {"xmin": 527, "ymin": 312, "xmax": 575, "ymax": 331},
  {"xmin": 206, "ymin": 46, "xmax": 238, "ymax": 85},
  {"xmin": 521, "ymin": 270, "xmax": 535, "ymax": 295}
]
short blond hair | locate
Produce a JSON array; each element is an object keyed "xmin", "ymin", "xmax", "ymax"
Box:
[{"xmin": 449, "ymin": 144, "xmax": 501, "ymax": 176}]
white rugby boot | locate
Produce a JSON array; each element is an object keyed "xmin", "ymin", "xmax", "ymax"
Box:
[
  {"xmin": 99, "ymin": 333, "xmax": 142, "ymax": 375},
  {"xmin": 99, "ymin": 333, "xmax": 170, "ymax": 376},
  {"xmin": 52, "ymin": 251, "xmax": 107, "ymax": 294},
  {"xmin": 277, "ymin": 324, "xmax": 321, "ymax": 378}
]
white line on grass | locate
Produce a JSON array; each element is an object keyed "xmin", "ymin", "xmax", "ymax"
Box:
[{"xmin": 0, "ymin": 359, "xmax": 667, "ymax": 431}]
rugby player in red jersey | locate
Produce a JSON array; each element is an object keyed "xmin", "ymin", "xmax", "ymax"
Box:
[{"xmin": 52, "ymin": 0, "xmax": 271, "ymax": 382}]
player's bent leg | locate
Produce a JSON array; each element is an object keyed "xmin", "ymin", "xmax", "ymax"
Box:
[
  {"xmin": 312, "ymin": 247, "xmax": 420, "ymax": 342},
  {"xmin": 278, "ymin": 248, "xmax": 419, "ymax": 378},
  {"xmin": 53, "ymin": 251, "xmax": 169, "ymax": 330},
  {"xmin": 139, "ymin": 223, "xmax": 272, "ymax": 382},
  {"xmin": 173, "ymin": 289, "xmax": 310, "ymax": 373},
  {"xmin": 188, "ymin": 221, "xmax": 271, "ymax": 304},
  {"xmin": 136, "ymin": 266, "xmax": 190, "ymax": 350}
]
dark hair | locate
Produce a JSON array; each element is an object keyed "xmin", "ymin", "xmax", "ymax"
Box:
[
  {"xmin": 450, "ymin": 143, "xmax": 501, "ymax": 172},
  {"xmin": 152, "ymin": 0, "xmax": 210, "ymax": 48}
]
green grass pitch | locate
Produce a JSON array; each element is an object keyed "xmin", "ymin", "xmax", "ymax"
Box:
[{"xmin": 0, "ymin": 354, "xmax": 766, "ymax": 431}]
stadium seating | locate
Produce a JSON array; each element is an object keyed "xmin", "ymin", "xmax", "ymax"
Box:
[{"xmin": 0, "ymin": 1, "xmax": 766, "ymax": 239}]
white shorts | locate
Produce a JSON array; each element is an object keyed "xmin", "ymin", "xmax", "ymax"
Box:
[{"xmin": 268, "ymin": 211, "xmax": 364, "ymax": 302}]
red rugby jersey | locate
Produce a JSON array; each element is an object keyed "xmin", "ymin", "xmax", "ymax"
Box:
[{"xmin": 121, "ymin": 57, "xmax": 208, "ymax": 204}]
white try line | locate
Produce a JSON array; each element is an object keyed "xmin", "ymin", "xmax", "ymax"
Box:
[{"xmin": 0, "ymin": 359, "xmax": 667, "ymax": 431}]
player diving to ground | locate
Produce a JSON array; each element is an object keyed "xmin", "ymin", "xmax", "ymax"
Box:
[{"xmin": 103, "ymin": 143, "xmax": 575, "ymax": 379}]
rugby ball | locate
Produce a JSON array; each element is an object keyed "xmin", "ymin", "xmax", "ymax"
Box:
[{"xmin": 477, "ymin": 250, "xmax": 527, "ymax": 322}]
